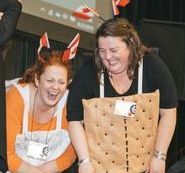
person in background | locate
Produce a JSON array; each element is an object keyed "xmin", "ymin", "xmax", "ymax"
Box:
[
  {"xmin": 6, "ymin": 48, "xmax": 76, "ymax": 173},
  {"xmin": 67, "ymin": 18, "xmax": 177, "ymax": 173},
  {"xmin": 0, "ymin": 0, "xmax": 22, "ymax": 172}
]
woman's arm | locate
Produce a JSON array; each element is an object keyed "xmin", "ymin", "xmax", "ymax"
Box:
[
  {"xmin": 147, "ymin": 108, "xmax": 177, "ymax": 173},
  {"xmin": 17, "ymin": 161, "xmax": 45, "ymax": 173},
  {"xmin": 69, "ymin": 121, "xmax": 94, "ymax": 173},
  {"xmin": 38, "ymin": 160, "xmax": 59, "ymax": 173},
  {"xmin": 6, "ymin": 87, "xmax": 24, "ymax": 172},
  {"xmin": 38, "ymin": 142, "xmax": 76, "ymax": 173},
  {"xmin": 6, "ymin": 87, "xmax": 46, "ymax": 173}
]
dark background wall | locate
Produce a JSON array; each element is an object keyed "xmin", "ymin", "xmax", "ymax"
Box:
[
  {"xmin": 139, "ymin": 20, "xmax": 185, "ymax": 100},
  {"xmin": 118, "ymin": 0, "xmax": 185, "ymax": 24},
  {"xmin": 138, "ymin": 19, "xmax": 185, "ymax": 169}
]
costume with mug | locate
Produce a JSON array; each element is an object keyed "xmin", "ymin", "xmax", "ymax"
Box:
[
  {"xmin": 67, "ymin": 53, "xmax": 178, "ymax": 173},
  {"xmin": 6, "ymin": 84, "xmax": 76, "ymax": 172}
]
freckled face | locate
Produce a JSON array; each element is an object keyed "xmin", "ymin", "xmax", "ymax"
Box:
[
  {"xmin": 98, "ymin": 36, "xmax": 130, "ymax": 74},
  {"xmin": 35, "ymin": 65, "xmax": 68, "ymax": 108}
]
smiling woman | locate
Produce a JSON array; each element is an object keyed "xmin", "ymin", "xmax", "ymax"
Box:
[
  {"xmin": 6, "ymin": 48, "xmax": 76, "ymax": 173},
  {"xmin": 67, "ymin": 18, "xmax": 178, "ymax": 173}
]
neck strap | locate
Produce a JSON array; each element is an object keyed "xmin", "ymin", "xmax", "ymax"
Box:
[{"xmin": 99, "ymin": 59, "xmax": 143, "ymax": 97}]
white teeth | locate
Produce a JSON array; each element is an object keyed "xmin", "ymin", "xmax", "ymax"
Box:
[
  {"xmin": 49, "ymin": 92, "xmax": 57, "ymax": 95},
  {"xmin": 109, "ymin": 61, "xmax": 117, "ymax": 65}
]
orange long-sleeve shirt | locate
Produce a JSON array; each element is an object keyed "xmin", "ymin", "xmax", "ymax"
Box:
[{"xmin": 6, "ymin": 85, "xmax": 76, "ymax": 172}]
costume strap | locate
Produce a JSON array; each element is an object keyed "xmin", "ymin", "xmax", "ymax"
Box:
[
  {"xmin": 100, "ymin": 72, "xmax": 104, "ymax": 98},
  {"xmin": 55, "ymin": 90, "xmax": 69, "ymax": 130},
  {"xmin": 14, "ymin": 84, "xmax": 30, "ymax": 134},
  {"xmin": 99, "ymin": 58, "xmax": 144, "ymax": 97},
  {"xmin": 138, "ymin": 58, "xmax": 143, "ymax": 94}
]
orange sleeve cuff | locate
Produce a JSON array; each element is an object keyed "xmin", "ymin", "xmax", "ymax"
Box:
[
  {"xmin": 55, "ymin": 144, "xmax": 76, "ymax": 172},
  {"xmin": 8, "ymin": 155, "xmax": 22, "ymax": 173}
]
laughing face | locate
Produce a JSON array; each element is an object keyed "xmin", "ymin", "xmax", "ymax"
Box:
[
  {"xmin": 98, "ymin": 36, "xmax": 130, "ymax": 75},
  {"xmin": 35, "ymin": 65, "xmax": 68, "ymax": 108}
]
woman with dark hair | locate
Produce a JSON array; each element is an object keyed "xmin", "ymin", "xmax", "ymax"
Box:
[
  {"xmin": 6, "ymin": 48, "xmax": 76, "ymax": 173},
  {"xmin": 67, "ymin": 18, "xmax": 177, "ymax": 173}
]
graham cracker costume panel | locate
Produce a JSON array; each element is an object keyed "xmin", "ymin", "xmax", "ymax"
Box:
[{"xmin": 83, "ymin": 90, "xmax": 159, "ymax": 173}]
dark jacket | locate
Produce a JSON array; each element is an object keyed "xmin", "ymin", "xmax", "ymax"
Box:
[
  {"xmin": 0, "ymin": 0, "xmax": 22, "ymax": 172},
  {"xmin": 0, "ymin": 155, "xmax": 8, "ymax": 173}
]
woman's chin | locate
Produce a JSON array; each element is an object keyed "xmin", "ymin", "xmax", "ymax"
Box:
[
  {"xmin": 109, "ymin": 69, "xmax": 124, "ymax": 75},
  {"xmin": 46, "ymin": 99, "xmax": 58, "ymax": 107},
  {"xmin": 108, "ymin": 65, "xmax": 127, "ymax": 75}
]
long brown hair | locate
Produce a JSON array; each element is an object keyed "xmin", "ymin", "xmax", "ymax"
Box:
[
  {"xmin": 18, "ymin": 48, "xmax": 72, "ymax": 87},
  {"xmin": 95, "ymin": 17, "xmax": 149, "ymax": 80}
]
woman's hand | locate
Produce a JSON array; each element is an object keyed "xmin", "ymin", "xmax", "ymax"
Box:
[
  {"xmin": 38, "ymin": 160, "xmax": 59, "ymax": 173},
  {"xmin": 17, "ymin": 161, "xmax": 46, "ymax": 173},
  {"xmin": 146, "ymin": 156, "xmax": 166, "ymax": 173},
  {"xmin": 78, "ymin": 162, "xmax": 95, "ymax": 173},
  {"xmin": 69, "ymin": 121, "xmax": 94, "ymax": 173}
]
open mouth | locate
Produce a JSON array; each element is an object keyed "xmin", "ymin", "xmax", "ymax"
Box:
[
  {"xmin": 109, "ymin": 60, "xmax": 118, "ymax": 66},
  {"xmin": 48, "ymin": 92, "xmax": 58, "ymax": 100}
]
